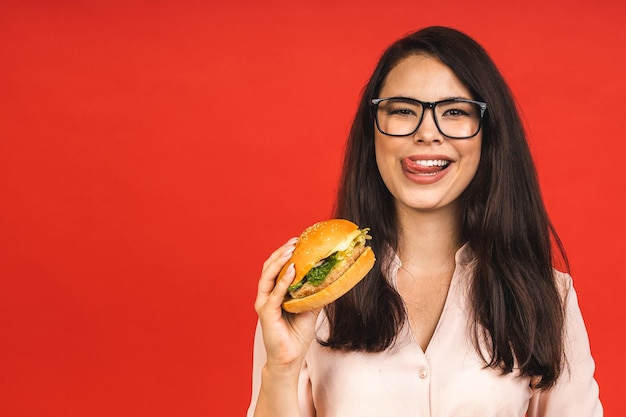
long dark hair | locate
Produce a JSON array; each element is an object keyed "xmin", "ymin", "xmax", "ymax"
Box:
[{"xmin": 323, "ymin": 26, "xmax": 567, "ymax": 390}]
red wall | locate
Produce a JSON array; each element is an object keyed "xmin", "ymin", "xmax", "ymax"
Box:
[{"xmin": 1, "ymin": 1, "xmax": 624, "ymax": 415}]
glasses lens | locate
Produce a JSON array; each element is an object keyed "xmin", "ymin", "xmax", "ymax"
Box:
[
  {"xmin": 375, "ymin": 99, "xmax": 424, "ymax": 136},
  {"xmin": 435, "ymin": 100, "xmax": 482, "ymax": 138}
]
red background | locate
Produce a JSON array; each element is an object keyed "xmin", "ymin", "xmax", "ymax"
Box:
[{"xmin": 1, "ymin": 1, "xmax": 624, "ymax": 416}]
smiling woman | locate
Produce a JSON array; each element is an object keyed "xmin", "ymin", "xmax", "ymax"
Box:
[{"xmin": 248, "ymin": 26, "xmax": 603, "ymax": 417}]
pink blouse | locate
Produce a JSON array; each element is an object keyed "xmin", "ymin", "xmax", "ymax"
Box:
[{"xmin": 247, "ymin": 245, "xmax": 603, "ymax": 417}]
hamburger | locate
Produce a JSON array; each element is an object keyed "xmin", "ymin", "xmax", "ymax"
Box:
[{"xmin": 277, "ymin": 219, "xmax": 375, "ymax": 313}]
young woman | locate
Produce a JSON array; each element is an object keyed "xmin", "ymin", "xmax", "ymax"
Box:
[{"xmin": 248, "ymin": 26, "xmax": 602, "ymax": 417}]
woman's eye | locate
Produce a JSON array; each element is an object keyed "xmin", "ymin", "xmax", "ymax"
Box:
[
  {"xmin": 385, "ymin": 104, "xmax": 418, "ymax": 117},
  {"xmin": 440, "ymin": 101, "xmax": 480, "ymax": 118},
  {"xmin": 442, "ymin": 108, "xmax": 468, "ymax": 117},
  {"xmin": 390, "ymin": 108, "xmax": 414, "ymax": 115}
]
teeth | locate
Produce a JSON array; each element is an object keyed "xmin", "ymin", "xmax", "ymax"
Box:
[{"xmin": 414, "ymin": 159, "xmax": 449, "ymax": 167}]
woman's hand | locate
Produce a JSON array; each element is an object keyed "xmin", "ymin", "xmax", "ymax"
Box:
[{"xmin": 254, "ymin": 238, "xmax": 321, "ymax": 368}]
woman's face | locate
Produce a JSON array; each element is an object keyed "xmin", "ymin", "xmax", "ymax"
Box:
[{"xmin": 374, "ymin": 54, "xmax": 482, "ymax": 215}]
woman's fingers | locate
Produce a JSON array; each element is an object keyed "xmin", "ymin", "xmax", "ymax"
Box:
[
  {"xmin": 269, "ymin": 262, "xmax": 294, "ymax": 304},
  {"xmin": 260, "ymin": 238, "xmax": 297, "ymax": 275},
  {"xmin": 255, "ymin": 238, "xmax": 297, "ymax": 311},
  {"xmin": 253, "ymin": 239, "xmax": 322, "ymax": 367}
]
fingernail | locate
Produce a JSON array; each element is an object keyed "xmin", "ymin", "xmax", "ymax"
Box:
[{"xmin": 286, "ymin": 237, "xmax": 298, "ymax": 246}]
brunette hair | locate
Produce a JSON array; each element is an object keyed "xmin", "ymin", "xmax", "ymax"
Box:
[{"xmin": 323, "ymin": 26, "xmax": 567, "ymax": 389}]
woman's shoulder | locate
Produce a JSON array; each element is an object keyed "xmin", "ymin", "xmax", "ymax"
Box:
[{"xmin": 552, "ymin": 268, "xmax": 574, "ymax": 299}]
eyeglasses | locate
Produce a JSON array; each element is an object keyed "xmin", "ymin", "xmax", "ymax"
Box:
[{"xmin": 371, "ymin": 97, "xmax": 487, "ymax": 139}]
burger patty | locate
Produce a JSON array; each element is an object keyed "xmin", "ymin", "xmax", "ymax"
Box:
[{"xmin": 289, "ymin": 244, "xmax": 367, "ymax": 299}]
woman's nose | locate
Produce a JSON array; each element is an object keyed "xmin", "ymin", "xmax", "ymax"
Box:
[{"xmin": 413, "ymin": 109, "xmax": 443, "ymax": 144}]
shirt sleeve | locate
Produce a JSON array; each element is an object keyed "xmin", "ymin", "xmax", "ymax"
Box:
[
  {"xmin": 526, "ymin": 272, "xmax": 603, "ymax": 417},
  {"xmin": 246, "ymin": 320, "xmax": 315, "ymax": 417}
]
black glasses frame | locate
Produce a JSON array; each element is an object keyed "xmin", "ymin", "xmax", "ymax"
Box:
[{"xmin": 371, "ymin": 97, "xmax": 487, "ymax": 139}]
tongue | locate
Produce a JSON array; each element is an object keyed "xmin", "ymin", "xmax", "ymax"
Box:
[{"xmin": 404, "ymin": 158, "xmax": 446, "ymax": 174}]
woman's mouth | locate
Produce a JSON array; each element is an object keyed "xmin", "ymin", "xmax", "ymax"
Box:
[{"xmin": 403, "ymin": 158, "xmax": 451, "ymax": 175}]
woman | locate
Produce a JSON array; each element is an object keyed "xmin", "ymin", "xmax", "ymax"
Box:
[{"xmin": 248, "ymin": 26, "xmax": 602, "ymax": 417}]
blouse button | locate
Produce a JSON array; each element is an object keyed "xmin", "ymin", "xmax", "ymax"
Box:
[{"xmin": 418, "ymin": 368, "xmax": 428, "ymax": 379}]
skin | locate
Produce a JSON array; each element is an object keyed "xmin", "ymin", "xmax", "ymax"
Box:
[{"xmin": 253, "ymin": 54, "xmax": 483, "ymax": 415}]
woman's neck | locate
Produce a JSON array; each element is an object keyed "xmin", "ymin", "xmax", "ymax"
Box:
[{"xmin": 395, "ymin": 203, "xmax": 463, "ymax": 271}]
